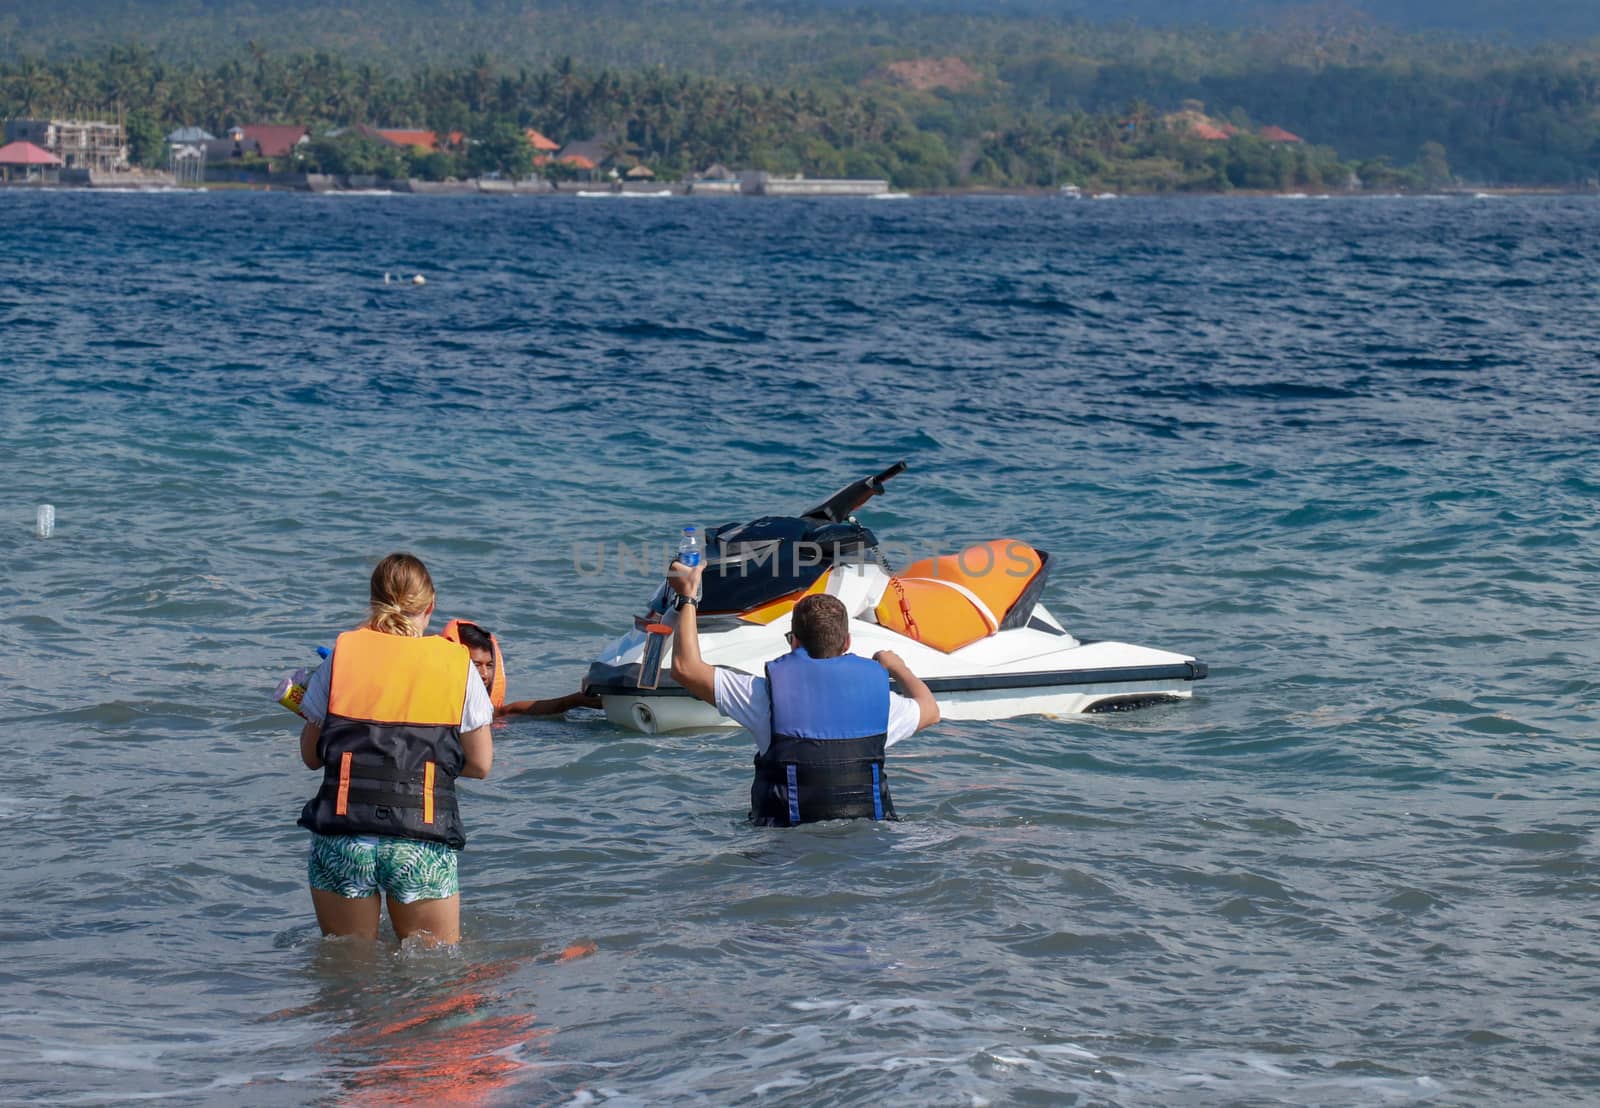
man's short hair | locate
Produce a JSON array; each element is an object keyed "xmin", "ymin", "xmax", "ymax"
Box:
[{"xmin": 790, "ymin": 594, "xmax": 849, "ymax": 658}]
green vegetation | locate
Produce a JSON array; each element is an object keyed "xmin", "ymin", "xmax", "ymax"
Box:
[
  {"xmin": 301, "ymin": 132, "xmax": 410, "ymax": 180},
  {"xmin": 5, "ymin": 3, "xmax": 1600, "ymax": 190}
]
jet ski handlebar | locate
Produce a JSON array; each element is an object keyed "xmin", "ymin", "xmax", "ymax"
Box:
[{"xmin": 800, "ymin": 461, "xmax": 907, "ymax": 523}]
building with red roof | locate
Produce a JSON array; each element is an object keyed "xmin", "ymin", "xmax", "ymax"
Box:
[
  {"xmin": 0, "ymin": 139, "xmax": 63, "ymax": 181},
  {"xmin": 1260, "ymin": 126, "xmax": 1304, "ymax": 143},
  {"xmin": 525, "ymin": 129, "xmax": 560, "ymax": 152},
  {"xmin": 5, "ymin": 118, "xmax": 125, "ymax": 172},
  {"xmin": 236, "ymin": 125, "xmax": 310, "ymax": 158},
  {"xmin": 0, "ymin": 140, "xmax": 62, "ymax": 165},
  {"xmin": 1190, "ymin": 122, "xmax": 1232, "ymax": 141},
  {"xmin": 377, "ymin": 129, "xmax": 439, "ymax": 153}
]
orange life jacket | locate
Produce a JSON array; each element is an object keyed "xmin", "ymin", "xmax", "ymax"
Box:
[
  {"xmin": 297, "ymin": 628, "xmax": 471, "ymax": 849},
  {"xmin": 440, "ymin": 619, "xmax": 505, "ymax": 710}
]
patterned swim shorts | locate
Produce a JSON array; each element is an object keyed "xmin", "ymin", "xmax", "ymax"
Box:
[{"xmin": 307, "ymin": 834, "xmax": 459, "ymax": 904}]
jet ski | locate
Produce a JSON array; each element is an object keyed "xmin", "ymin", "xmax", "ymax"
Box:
[{"xmin": 584, "ymin": 462, "xmax": 1208, "ymax": 734}]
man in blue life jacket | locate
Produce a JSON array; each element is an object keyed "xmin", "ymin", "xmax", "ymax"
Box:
[{"xmin": 667, "ymin": 561, "xmax": 940, "ymax": 826}]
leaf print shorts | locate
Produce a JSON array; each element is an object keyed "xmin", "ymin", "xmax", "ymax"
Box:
[{"xmin": 307, "ymin": 833, "xmax": 460, "ymax": 903}]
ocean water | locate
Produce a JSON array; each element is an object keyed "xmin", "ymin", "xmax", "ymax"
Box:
[{"xmin": 2, "ymin": 189, "xmax": 1598, "ymax": 1106}]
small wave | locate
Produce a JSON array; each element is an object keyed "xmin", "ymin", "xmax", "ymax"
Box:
[
  {"xmin": 1457, "ymin": 714, "xmax": 1550, "ymax": 736},
  {"xmin": 604, "ymin": 319, "xmax": 768, "ymax": 343},
  {"xmin": 977, "ymin": 295, "xmax": 1103, "ymax": 318}
]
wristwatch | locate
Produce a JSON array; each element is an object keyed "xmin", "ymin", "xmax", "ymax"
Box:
[{"xmin": 678, "ymin": 595, "xmax": 698, "ymax": 608}]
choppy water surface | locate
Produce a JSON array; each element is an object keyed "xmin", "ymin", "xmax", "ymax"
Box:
[{"xmin": 2, "ymin": 191, "xmax": 1598, "ymax": 1105}]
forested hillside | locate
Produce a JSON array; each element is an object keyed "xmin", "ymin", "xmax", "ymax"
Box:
[
  {"xmin": 804, "ymin": 0, "xmax": 1600, "ymax": 41},
  {"xmin": 10, "ymin": 0, "xmax": 1600, "ymax": 62},
  {"xmin": 5, "ymin": 1, "xmax": 1600, "ymax": 188}
]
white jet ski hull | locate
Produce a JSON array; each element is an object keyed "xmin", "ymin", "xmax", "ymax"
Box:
[
  {"xmin": 582, "ymin": 463, "xmax": 1207, "ymax": 735},
  {"xmin": 588, "ymin": 601, "xmax": 1206, "ymax": 735}
]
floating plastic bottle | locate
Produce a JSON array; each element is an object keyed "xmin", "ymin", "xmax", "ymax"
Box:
[
  {"xmin": 677, "ymin": 525, "xmax": 701, "ymax": 568},
  {"xmin": 36, "ymin": 504, "xmax": 54, "ymax": 539}
]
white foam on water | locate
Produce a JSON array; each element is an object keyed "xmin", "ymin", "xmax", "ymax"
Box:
[
  {"xmin": 750, "ymin": 1073, "xmax": 810, "ymax": 1094},
  {"xmin": 1111, "ymin": 1047, "xmax": 1447, "ymax": 1104},
  {"xmin": 891, "ymin": 824, "xmax": 962, "ymax": 848},
  {"xmin": 789, "ymin": 998, "xmax": 848, "ymax": 1012},
  {"xmin": 984, "ymin": 1051, "xmax": 1038, "ymax": 1068},
  {"xmin": 1240, "ymin": 1055, "xmax": 1298, "ymax": 1077},
  {"xmin": 1032, "ymin": 1043, "xmax": 1100, "ymax": 1061},
  {"xmin": 827, "ymin": 995, "xmax": 967, "ymax": 1030},
  {"xmin": 38, "ymin": 1046, "xmax": 162, "ymax": 1072},
  {"xmin": 873, "ymin": 1053, "xmax": 970, "ymax": 1071}
]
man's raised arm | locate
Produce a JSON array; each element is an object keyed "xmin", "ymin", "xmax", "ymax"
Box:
[{"xmin": 666, "ymin": 562, "xmax": 716, "ymax": 705}]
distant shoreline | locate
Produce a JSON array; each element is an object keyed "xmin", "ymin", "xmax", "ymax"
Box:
[{"xmin": 2, "ymin": 179, "xmax": 1593, "ymax": 199}]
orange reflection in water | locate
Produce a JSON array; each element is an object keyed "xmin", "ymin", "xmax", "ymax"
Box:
[{"xmin": 325, "ymin": 946, "xmax": 595, "ymax": 1107}]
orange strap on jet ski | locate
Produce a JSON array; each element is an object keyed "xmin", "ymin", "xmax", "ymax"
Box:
[
  {"xmin": 888, "ymin": 576, "xmax": 922, "ymax": 643},
  {"xmin": 440, "ymin": 619, "xmax": 506, "ymax": 709}
]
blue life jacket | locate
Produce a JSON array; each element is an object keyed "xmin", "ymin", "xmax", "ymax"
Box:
[{"xmin": 752, "ymin": 648, "xmax": 896, "ymax": 826}]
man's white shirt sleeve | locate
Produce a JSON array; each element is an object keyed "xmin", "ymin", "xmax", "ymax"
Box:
[
  {"xmin": 884, "ymin": 693, "xmax": 921, "ymax": 746},
  {"xmin": 713, "ymin": 668, "xmax": 773, "ymax": 752}
]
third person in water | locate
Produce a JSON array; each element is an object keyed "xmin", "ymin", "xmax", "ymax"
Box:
[
  {"xmin": 667, "ymin": 560, "xmax": 940, "ymax": 827},
  {"xmin": 444, "ymin": 620, "xmax": 600, "ymax": 718}
]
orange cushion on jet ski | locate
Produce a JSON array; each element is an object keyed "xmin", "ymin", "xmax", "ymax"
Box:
[{"xmin": 875, "ymin": 539, "xmax": 1043, "ymax": 653}]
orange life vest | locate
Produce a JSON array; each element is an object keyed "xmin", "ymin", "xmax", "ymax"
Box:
[
  {"xmin": 297, "ymin": 628, "xmax": 472, "ymax": 849},
  {"xmin": 440, "ymin": 619, "xmax": 505, "ymax": 710}
]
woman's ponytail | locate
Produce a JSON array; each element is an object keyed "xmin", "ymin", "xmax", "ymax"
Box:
[{"xmin": 366, "ymin": 552, "xmax": 436, "ymax": 637}]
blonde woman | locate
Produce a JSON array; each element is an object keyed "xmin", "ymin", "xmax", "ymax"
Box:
[{"xmin": 295, "ymin": 552, "xmax": 494, "ymax": 944}]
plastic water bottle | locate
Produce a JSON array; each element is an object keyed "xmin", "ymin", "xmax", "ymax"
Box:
[
  {"xmin": 275, "ymin": 670, "xmax": 312, "ymax": 716},
  {"xmin": 36, "ymin": 504, "xmax": 54, "ymax": 539},
  {"xmin": 677, "ymin": 526, "xmax": 701, "ymax": 567},
  {"xmin": 273, "ymin": 646, "xmax": 331, "ymax": 717}
]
